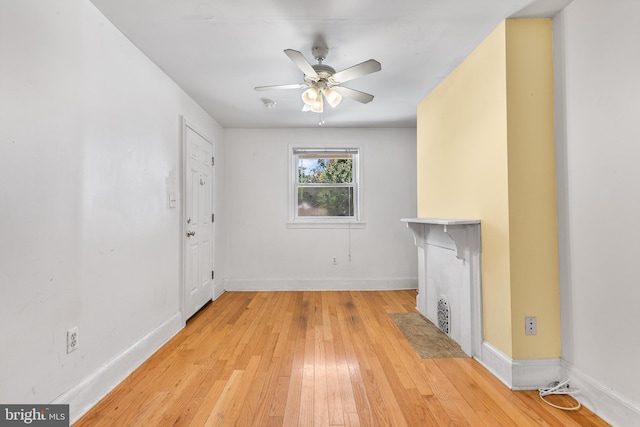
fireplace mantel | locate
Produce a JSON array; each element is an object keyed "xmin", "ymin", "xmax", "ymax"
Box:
[
  {"xmin": 401, "ymin": 218, "xmax": 480, "ymax": 261},
  {"xmin": 401, "ymin": 218, "xmax": 482, "ymax": 357}
]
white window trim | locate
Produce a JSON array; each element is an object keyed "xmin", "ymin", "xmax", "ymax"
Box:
[{"xmin": 287, "ymin": 144, "xmax": 365, "ymax": 229}]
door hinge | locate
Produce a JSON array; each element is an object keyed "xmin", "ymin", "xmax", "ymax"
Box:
[
  {"xmin": 212, "ymin": 213, "xmax": 215, "ymax": 222},
  {"xmin": 211, "ymin": 270, "xmax": 215, "ymax": 280},
  {"xmin": 211, "ymin": 156, "xmax": 215, "ymax": 166}
]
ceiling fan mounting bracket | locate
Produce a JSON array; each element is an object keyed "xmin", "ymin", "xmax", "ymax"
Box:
[{"xmin": 312, "ymin": 44, "xmax": 329, "ymax": 63}]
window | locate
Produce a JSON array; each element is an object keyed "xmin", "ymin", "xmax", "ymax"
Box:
[{"xmin": 289, "ymin": 147, "xmax": 363, "ymax": 227}]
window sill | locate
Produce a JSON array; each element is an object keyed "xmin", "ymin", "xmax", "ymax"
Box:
[{"xmin": 286, "ymin": 221, "xmax": 366, "ymax": 229}]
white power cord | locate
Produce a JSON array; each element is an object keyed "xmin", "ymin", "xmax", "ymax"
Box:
[{"xmin": 538, "ymin": 379, "xmax": 582, "ymax": 411}]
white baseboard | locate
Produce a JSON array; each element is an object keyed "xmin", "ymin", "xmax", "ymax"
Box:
[
  {"xmin": 53, "ymin": 313, "xmax": 184, "ymax": 424},
  {"xmin": 477, "ymin": 341, "xmax": 562, "ymax": 390},
  {"xmin": 223, "ymin": 278, "xmax": 418, "ymax": 291},
  {"xmin": 213, "ymin": 285, "xmax": 226, "ymax": 300},
  {"xmin": 511, "ymin": 357, "xmax": 564, "ymax": 391},
  {"xmin": 562, "ymin": 361, "xmax": 640, "ymax": 427},
  {"xmin": 479, "ymin": 343, "xmax": 640, "ymax": 425},
  {"xmin": 477, "ymin": 341, "xmax": 513, "ymax": 387}
]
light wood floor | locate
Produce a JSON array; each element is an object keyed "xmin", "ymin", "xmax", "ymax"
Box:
[{"xmin": 75, "ymin": 291, "xmax": 609, "ymax": 426}]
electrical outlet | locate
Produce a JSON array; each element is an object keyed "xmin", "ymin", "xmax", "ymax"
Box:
[
  {"xmin": 525, "ymin": 316, "xmax": 537, "ymax": 336},
  {"xmin": 67, "ymin": 327, "xmax": 79, "ymax": 353},
  {"xmin": 332, "ymin": 256, "xmax": 337, "ymax": 265}
]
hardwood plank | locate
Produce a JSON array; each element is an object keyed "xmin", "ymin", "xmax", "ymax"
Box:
[
  {"xmin": 327, "ymin": 304, "xmax": 358, "ymax": 415},
  {"xmin": 281, "ymin": 365, "xmax": 303, "ymax": 427},
  {"xmin": 152, "ymin": 366, "xmax": 213, "ymax": 426},
  {"xmin": 216, "ymin": 355, "xmax": 262, "ymax": 424},
  {"xmin": 324, "ymin": 339, "xmax": 345, "ymax": 426},
  {"xmin": 350, "ymin": 379, "xmax": 374, "ymax": 427},
  {"xmin": 344, "ymin": 411, "xmax": 361, "ymax": 427},
  {"xmin": 363, "ymin": 353, "xmax": 410, "ymax": 427},
  {"xmin": 514, "ymin": 389, "xmax": 603, "ymax": 427},
  {"xmin": 74, "ymin": 291, "xmax": 610, "ymax": 427},
  {"xmin": 202, "ymin": 369, "xmax": 244, "ymax": 426},
  {"xmin": 186, "ymin": 380, "xmax": 227, "ymax": 426},
  {"xmin": 313, "ymin": 323, "xmax": 330, "ymax": 427},
  {"xmin": 281, "ymin": 293, "xmax": 310, "ymax": 426},
  {"xmin": 266, "ymin": 370, "xmax": 289, "ymax": 418},
  {"xmin": 434, "ymin": 358, "xmax": 522, "ymax": 427},
  {"xmin": 298, "ymin": 363, "xmax": 315, "ymax": 427},
  {"xmin": 420, "ymin": 359, "xmax": 488, "ymax": 426},
  {"xmin": 358, "ymin": 292, "xmax": 434, "ymax": 395},
  {"xmin": 450, "ymin": 358, "xmax": 569, "ymax": 427}
]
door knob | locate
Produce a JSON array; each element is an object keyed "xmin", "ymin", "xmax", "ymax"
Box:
[{"xmin": 186, "ymin": 230, "xmax": 196, "ymax": 237}]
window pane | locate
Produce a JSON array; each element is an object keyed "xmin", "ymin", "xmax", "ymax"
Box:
[
  {"xmin": 298, "ymin": 157, "xmax": 352, "ymax": 184},
  {"xmin": 298, "ymin": 187, "xmax": 354, "ymax": 217}
]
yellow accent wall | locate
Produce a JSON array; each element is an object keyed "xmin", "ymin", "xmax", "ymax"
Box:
[{"xmin": 416, "ymin": 19, "xmax": 560, "ymax": 359}]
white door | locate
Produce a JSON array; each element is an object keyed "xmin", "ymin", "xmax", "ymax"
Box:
[{"xmin": 184, "ymin": 124, "xmax": 214, "ymax": 320}]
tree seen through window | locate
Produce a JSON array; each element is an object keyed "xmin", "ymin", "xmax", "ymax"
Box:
[{"xmin": 297, "ymin": 157, "xmax": 354, "ymax": 217}]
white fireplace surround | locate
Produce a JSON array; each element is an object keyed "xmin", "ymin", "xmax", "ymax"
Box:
[
  {"xmin": 402, "ymin": 219, "xmax": 568, "ymax": 392},
  {"xmin": 401, "ymin": 218, "xmax": 482, "ymax": 358}
]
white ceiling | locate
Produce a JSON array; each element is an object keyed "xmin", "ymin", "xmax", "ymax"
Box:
[{"xmin": 89, "ymin": 0, "xmax": 572, "ymax": 129}]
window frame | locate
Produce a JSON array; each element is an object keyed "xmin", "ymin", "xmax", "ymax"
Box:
[{"xmin": 287, "ymin": 144, "xmax": 365, "ymax": 229}]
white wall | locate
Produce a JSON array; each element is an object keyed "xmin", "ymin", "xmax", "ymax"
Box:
[
  {"xmin": 554, "ymin": 1, "xmax": 640, "ymax": 425},
  {"xmin": 0, "ymin": 0, "xmax": 222, "ymax": 422},
  {"xmin": 222, "ymin": 128, "xmax": 417, "ymax": 290}
]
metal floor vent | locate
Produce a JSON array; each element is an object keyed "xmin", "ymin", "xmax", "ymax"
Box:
[{"xmin": 437, "ymin": 296, "xmax": 450, "ymax": 335}]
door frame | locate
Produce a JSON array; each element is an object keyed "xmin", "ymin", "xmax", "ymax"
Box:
[{"xmin": 180, "ymin": 116, "xmax": 215, "ymax": 324}]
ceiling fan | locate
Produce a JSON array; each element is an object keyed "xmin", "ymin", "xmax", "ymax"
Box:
[{"xmin": 255, "ymin": 43, "xmax": 381, "ymax": 114}]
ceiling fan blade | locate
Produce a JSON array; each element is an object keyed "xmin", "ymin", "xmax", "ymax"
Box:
[
  {"xmin": 284, "ymin": 49, "xmax": 318, "ymax": 78},
  {"xmin": 331, "ymin": 59, "xmax": 381, "ymax": 84},
  {"xmin": 332, "ymin": 86, "xmax": 375, "ymax": 104},
  {"xmin": 254, "ymin": 83, "xmax": 307, "ymax": 91}
]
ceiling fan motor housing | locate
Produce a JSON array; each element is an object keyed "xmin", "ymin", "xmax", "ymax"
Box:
[
  {"xmin": 312, "ymin": 64, "xmax": 336, "ymax": 78},
  {"xmin": 305, "ymin": 64, "xmax": 336, "ymax": 87}
]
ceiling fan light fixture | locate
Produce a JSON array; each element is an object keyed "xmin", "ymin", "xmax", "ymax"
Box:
[
  {"xmin": 310, "ymin": 96, "xmax": 323, "ymax": 113},
  {"xmin": 301, "ymin": 87, "xmax": 319, "ymax": 105},
  {"xmin": 324, "ymin": 87, "xmax": 342, "ymax": 108}
]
